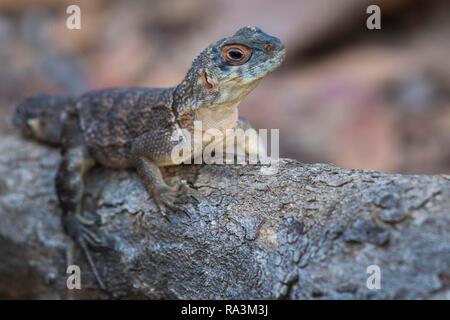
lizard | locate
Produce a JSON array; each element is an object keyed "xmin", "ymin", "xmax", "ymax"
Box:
[{"xmin": 12, "ymin": 26, "xmax": 285, "ymax": 290}]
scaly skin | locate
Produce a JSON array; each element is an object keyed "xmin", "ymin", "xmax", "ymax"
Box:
[{"xmin": 12, "ymin": 26, "xmax": 285, "ymax": 291}]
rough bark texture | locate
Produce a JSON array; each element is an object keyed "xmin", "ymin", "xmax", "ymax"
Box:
[{"xmin": 0, "ymin": 135, "xmax": 449, "ymax": 299}]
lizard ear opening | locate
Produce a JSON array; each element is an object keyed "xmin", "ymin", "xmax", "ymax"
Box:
[{"xmin": 199, "ymin": 70, "xmax": 214, "ymax": 91}]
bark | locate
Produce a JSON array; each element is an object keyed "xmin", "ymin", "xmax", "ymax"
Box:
[{"xmin": 0, "ymin": 135, "xmax": 449, "ymax": 299}]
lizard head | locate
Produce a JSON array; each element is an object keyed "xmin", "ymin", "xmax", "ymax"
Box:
[{"xmin": 175, "ymin": 26, "xmax": 285, "ymax": 112}]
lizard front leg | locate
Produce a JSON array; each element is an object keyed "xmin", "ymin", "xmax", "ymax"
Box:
[
  {"xmin": 135, "ymin": 157, "xmax": 190, "ymax": 217},
  {"xmin": 235, "ymin": 117, "xmax": 279, "ymax": 175},
  {"xmin": 131, "ymin": 130, "xmax": 195, "ymax": 216},
  {"xmin": 235, "ymin": 117, "xmax": 267, "ymax": 161}
]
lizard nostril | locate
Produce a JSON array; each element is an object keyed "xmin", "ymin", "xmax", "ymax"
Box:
[{"xmin": 264, "ymin": 43, "xmax": 274, "ymax": 52}]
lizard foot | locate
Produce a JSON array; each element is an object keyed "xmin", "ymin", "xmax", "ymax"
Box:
[
  {"xmin": 63, "ymin": 214, "xmax": 108, "ymax": 291},
  {"xmin": 174, "ymin": 179, "xmax": 201, "ymax": 203},
  {"xmin": 153, "ymin": 184, "xmax": 194, "ymax": 218},
  {"xmin": 63, "ymin": 214, "xmax": 106, "ymax": 248}
]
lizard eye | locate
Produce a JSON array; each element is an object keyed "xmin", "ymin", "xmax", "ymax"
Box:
[{"xmin": 221, "ymin": 44, "xmax": 252, "ymax": 66}]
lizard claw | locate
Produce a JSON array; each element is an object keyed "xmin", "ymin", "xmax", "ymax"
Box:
[
  {"xmin": 63, "ymin": 214, "xmax": 108, "ymax": 291},
  {"xmin": 175, "ymin": 179, "xmax": 201, "ymax": 203}
]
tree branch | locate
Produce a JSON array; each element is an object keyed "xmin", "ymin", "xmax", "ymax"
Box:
[{"xmin": 0, "ymin": 135, "xmax": 449, "ymax": 299}]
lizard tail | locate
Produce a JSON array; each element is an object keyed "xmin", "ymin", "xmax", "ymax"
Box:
[{"xmin": 12, "ymin": 95, "xmax": 75, "ymax": 146}]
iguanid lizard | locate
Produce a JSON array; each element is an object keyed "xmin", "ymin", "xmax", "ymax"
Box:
[{"xmin": 13, "ymin": 26, "xmax": 285, "ymax": 290}]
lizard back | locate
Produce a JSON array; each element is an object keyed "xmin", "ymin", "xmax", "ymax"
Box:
[{"xmin": 77, "ymin": 87, "xmax": 177, "ymax": 168}]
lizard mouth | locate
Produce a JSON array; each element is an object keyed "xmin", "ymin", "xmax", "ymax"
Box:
[{"xmin": 250, "ymin": 48, "xmax": 285, "ymax": 78}]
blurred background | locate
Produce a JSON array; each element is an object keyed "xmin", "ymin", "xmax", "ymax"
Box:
[{"xmin": 0, "ymin": 0, "xmax": 449, "ymax": 174}]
